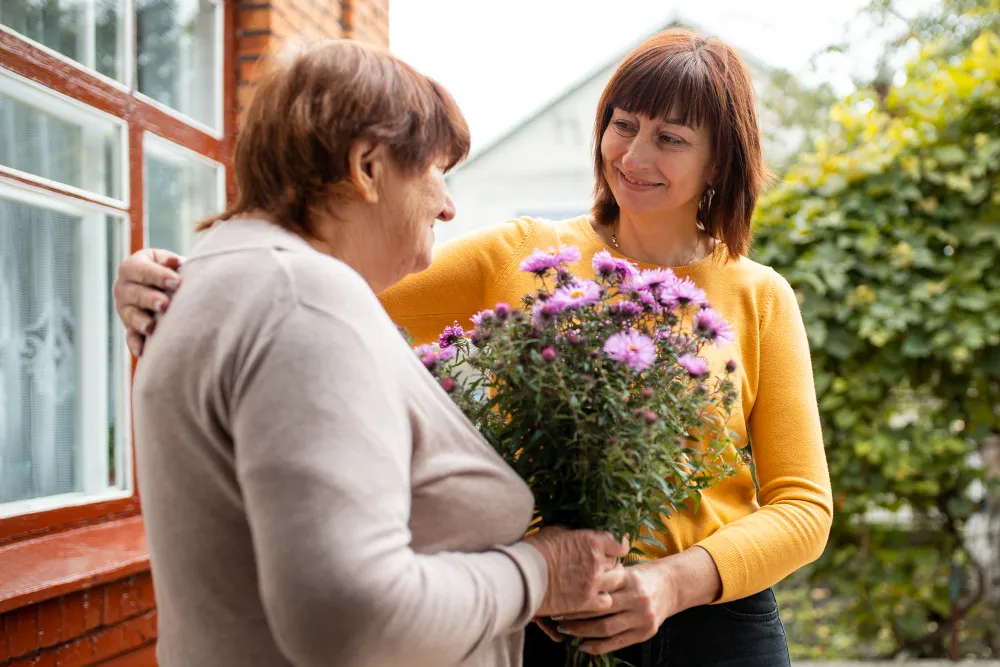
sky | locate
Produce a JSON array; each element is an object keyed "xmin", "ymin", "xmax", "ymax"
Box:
[{"xmin": 389, "ymin": 0, "xmax": 930, "ymax": 155}]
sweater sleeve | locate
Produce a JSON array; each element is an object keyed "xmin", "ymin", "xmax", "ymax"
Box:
[
  {"xmin": 231, "ymin": 303, "xmax": 547, "ymax": 667},
  {"xmin": 696, "ymin": 271, "xmax": 834, "ymax": 602},
  {"xmin": 379, "ymin": 217, "xmax": 537, "ymax": 345}
]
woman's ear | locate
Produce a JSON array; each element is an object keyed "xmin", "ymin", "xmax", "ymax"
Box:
[{"xmin": 347, "ymin": 139, "xmax": 387, "ymax": 204}]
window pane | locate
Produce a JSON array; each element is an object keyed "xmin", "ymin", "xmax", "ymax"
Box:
[
  {"xmin": 0, "ymin": 73, "xmax": 124, "ymax": 200},
  {"xmin": 144, "ymin": 134, "xmax": 222, "ymax": 254},
  {"xmin": 0, "ymin": 191, "xmax": 126, "ymax": 509},
  {"xmin": 0, "ymin": 0, "xmax": 126, "ymax": 81},
  {"xmin": 136, "ymin": 0, "xmax": 220, "ymax": 130}
]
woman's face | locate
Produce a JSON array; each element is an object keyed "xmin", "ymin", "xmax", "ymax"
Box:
[
  {"xmin": 379, "ymin": 157, "xmax": 456, "ymax": 280},
  {"xmin": 600, "ymin": 107, "xmax": 715, "ymax": 220}
]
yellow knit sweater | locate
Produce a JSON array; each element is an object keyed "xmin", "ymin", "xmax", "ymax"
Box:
[{"xmin": 380, "ymin": 215, "xmax": 833, "ymax": 603}]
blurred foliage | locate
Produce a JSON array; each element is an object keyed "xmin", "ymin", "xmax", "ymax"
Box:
[{"xmin": 752, "ymin": 3, "xmax": 1000, "ymax": 657}]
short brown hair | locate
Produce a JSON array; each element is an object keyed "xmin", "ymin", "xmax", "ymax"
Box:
[
  {"xmin": 203, "ymin": 39, "xmax": 470, "ymax": 234},
  {"xmin": 591, "ymin": 28, "xmax": 770, "ymax": 260}
]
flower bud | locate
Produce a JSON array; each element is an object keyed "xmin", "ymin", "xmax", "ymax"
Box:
[
  {"xmin": 641, "ymin": 387, "xmax": 654, "ymax": 399},
  {"xmin": 725, "ymin": 359, "xmax": 737, "ymax": 374},
  {"xmin": 643, "ymin": 410, "xmax": 658, "ymax": 424},
  {"xmin": 495, "ymin": 302, "xmax": 511, "ymax": 319},
  {"xmin": 567, "ymin": 332, "xmax": 582, "ymax": 346},
  {"xmin": 542, "ymin": 346, "xmax": 557, "ymax": 362},
  {"xmin": 440, "ymin": 377, "xmax": 456, "ymax": 393},
  {"xmin": 588, "ymin": 348, "xmax": 600, "ymax": 359}
]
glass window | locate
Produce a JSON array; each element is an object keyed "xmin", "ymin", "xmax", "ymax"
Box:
[
  {"xmin": 136, "ymin": 0, "xmax": 220, "ymax": 130},
  {"xmin": 0, "ymin": 72, "xmax": 125, "ymax": 201},
  {"xmin": 0, "ymin": 185, "xmax": 128, "ymax": 515},
  {"xmin": 0, "ymin": 0, "xmax": 127, "ymax": 82},
  {"xmin": 144, "ymin": 133, "xmax": 222, "ymax": 254}
]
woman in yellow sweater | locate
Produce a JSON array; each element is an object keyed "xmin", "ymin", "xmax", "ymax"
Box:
[{"xmin": 114, "ymin": 28, "xmax": 831, "ymax": 667}]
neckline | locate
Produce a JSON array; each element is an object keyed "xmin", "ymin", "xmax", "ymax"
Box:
[{"xmin": 571, "ymin": 215, "xmax": 729, "ymax": 275}]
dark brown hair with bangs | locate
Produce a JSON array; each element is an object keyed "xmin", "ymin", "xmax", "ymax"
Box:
[
  {"xmin": 592, "ymin": 28, "xmax": 770, "ymax": 259},
  {"xmin": 201, "ymin": 39, "xmax": 470, "ymax": 235}
]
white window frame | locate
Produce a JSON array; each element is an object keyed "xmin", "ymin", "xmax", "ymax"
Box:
[
  {"xmin": 0, "ymin": 67, "xmax": 130, "ymax": 208},
  {"xmin": 142, "ymin": 131, "xmax": 225, "ymax": 253},
  {"xmin": 0, "ymin": 178, "xmax": 133, "ymax": 519}
]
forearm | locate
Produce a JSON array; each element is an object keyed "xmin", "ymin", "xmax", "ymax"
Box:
[{"xmin": 655, "ymin": 545, "xmax": 722, "ymax": 612}]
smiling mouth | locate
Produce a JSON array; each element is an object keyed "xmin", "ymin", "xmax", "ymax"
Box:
[{"xmin": 618, "ymin": 169, "xmax": 661, "ymax": 187}]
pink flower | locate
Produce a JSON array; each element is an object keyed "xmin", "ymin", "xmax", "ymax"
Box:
[
  {"xmin": 550, "ymin": 280, "xmax": 602, "ymax": 309},
  {"xmin": 637, "ymin": 268, "xmax": 678, "ymax": 289},
  {"xmin": 541, "ymin": 346, "xmax": 558, "ymax": 362},
  {"xmin": 603, "ymin": 331, "xmax": 657, "ymax": 372},
  {"xmin": 695, "ymin": 308, "xmax": 734, "ymax": 344},
  {"xmin": 678, "ymin": 354, "xmax": 709, "ymax": 378},
  {"xmin": 636, "ymin": 289, "xmax": 661, "ymax": 313},
  {"xmin": 610, "ymin": 301, "xmax": 643, "ymax": 318},
  {"xmin": 414, "ymin": 343, "xmax": 456, "ymax": 371},
  {"xmin": 592, "ymin": 250, "xmax": 638, "ymax": 281},
  {"xmin": 531, "ymin": 300, "xmax": 567, "ymax": 324},
  {"xmin": 494, "ymin": 302, "xmax": 512, "ymax": 319},
  {"xmin": 519, "ymin": 245, "xmax": 581, "ymax": 274},
  {"xmin": 661, "ymin": 279, "xmax": 706, "ymax": 308},
  {"xmin": 440, "ymin": 377, "xmax": 456, "ymax": 393},
  {"xmin": 471, "ymin": 309, "xmax": 495, "ymax": 328},
  {"xmin": 438, "ymin": 323, "xmax": 465, "ymax": 348}
]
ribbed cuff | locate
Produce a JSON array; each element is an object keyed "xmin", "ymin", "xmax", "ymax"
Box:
[
  {"xmin": 695, "ymin": 530, "xmax": 749, "ymax": 604},
  {"xmin": 492, "ymin": 541, "xmax": 548, "ymax": 627}
]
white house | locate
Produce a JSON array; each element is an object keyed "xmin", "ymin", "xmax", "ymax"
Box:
[{"xmin": 439, "ymin": 19, "xmax": 799, "ymax": 245}]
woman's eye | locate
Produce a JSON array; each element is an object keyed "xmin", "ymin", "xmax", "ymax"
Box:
[
  {"xmin": 614, "ymin": 120, "xmax": 633, "ymax": 131},
  {"xmin": 660, "ymin": 135, "xmax": 683, "ymax": 145}
]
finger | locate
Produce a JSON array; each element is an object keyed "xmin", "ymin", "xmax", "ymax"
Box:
[
  {"xmin": 118, "ymin": 281, "xmax": 171, "ymax": 315},
  {"xmin": 601, "ymin": 532, "xmax": 630, "ymax": 558},
  {"xmin": 598, "ymin": 562, "xmax": 628, "ymax": 593},
  {"xmin": 121, "ymin": 252, "xmax": 182, "ymax": 291},
  {"xmin": 580, "ymin": 628, "xmax": 649, "ymax": 656},
  {"xmin": 120, "ymin": 305, "xmax": 156, "ymax": 338},
  {"xmin": 126, "ymin": 330, "xmax": 145, "ymax": 358},
  {"xmin": 559, "ymin": 610, "xmax": 637, "ymax": 640},
  {"xmin": 149, "ymin": 248, "xmax": 185, "ymax": 270},
  {"xmin": 534, "ymin": 618, "xmax": 565, "ymax": 643}
]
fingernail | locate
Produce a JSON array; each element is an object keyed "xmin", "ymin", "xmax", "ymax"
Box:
[
  {"xmin": 153, "ymin": 300, "xmax": 166, "ymax": 313},
  {"xmin": 556, "ymin": 627, "xmax": 572, "ymax": 636},
  {"xmin": 140, "ymin": 321, "xmax": 150, "ymax": 335},
  {"xmin": 129, "ymin": 343, "xmax": 141, "ymax": 357},
  {"xmin": 580, "ymin": 645, "xmax": 595, "ymax": 654},
  {"xmin": 165, "ymin": 278, "xmax": 180, "ymax": 290}
]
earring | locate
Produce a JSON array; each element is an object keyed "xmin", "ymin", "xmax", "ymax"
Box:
[{"xmin": 698, "ymin": 186, "xmax": 715, "ymax": 221}]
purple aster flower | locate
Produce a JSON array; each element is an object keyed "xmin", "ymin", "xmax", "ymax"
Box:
[
  {"xmin": 592, "ymin": 250, "xmax": 619, "ymax": 278},
  {"xmin": 611, "ymin": 300, "xmax": 643, "ymax": 318},
  {"xmin": 531, "ymin": 300, "xmax": 567, "ymax": 324},
  {"xmin": 519, "ymin": 245, "xmax": 581, "ymax": 275},
  {"xmin": 637, "ymin": 268, "xmax": 678, "ymax": 289},
  {"xmin": 471, "ymin": 309, "xmax": 495, "ymax": 329},
  {"xmin": 414, "ymin": 343, "xmax": 455, "ymax": 371},
  {"xmin": 695, "ymin": 308, "xmax": 735, "ymax": 344},
  {"xmin": 494, "ymin": 302, "xmax": 512, "ymax": 319},
  {"xmin": 662, "ymin": 279, "xmax": 706, "ymax": 308},
  {"xmin": 550, "ymin": 280, "xmax": 602, "ymax": 309},
  {"xmin": 678, "ymin": 354, "xmax": 709, "ymax": 378},
  {"xmin": 603, "ymin": 330, "xmax": 657, "ymax": 372},
  {"xmin": 438, "ymin": 322, "xmax": 465, "ymax": 348},
  {"xmin": 636, "ymin": 289, "xmax": 661, "ymax": 313}
]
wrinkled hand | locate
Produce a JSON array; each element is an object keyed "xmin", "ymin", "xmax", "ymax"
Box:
[
  {"xmin": 112, "ymin": 248, "xmax": 185, "ymax": 356},
  {"xmin": 524, "ymin": 528, "xmax": 629, "ymax": 619},
  {"xmin": 553, "ymin": 561, "xmax": 676, "ymax": 655}
]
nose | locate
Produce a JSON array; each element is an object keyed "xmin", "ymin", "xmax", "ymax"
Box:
[
  {"xmin": 621, "ymin": 140, "xmax": 652, "ymax": 172},
  {"xmin": 438, "ymin": 193, "xmax": 456, "ymax": 222}
]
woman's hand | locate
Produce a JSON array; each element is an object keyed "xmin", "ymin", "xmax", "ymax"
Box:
[
  {"xmin": 554, "ymin": 546, "xmax": 721, "ymax": 655},
  {"xmin": 112, "ymin": 248, "xmax": 185, "ymax": 356},
  {"xmin": 523, "ymin": 528, "xmax": 629, "ymax": 619}
]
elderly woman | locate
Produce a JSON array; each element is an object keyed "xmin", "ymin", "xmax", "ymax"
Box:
[
  {"xmin": 119, "ymin": 28, "xmax": 833, "ymax": 667},
  {"xmin": 130, "ymin": 40, "xmax": 629, "ymax": 667}
]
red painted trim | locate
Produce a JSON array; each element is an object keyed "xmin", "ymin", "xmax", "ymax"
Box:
[
  {"xmin": 0, "ymin": 503, "xmax": 140, "ymax": 547},
  {"xmin": 0, "ymin": 517, "xmax": 149, "ymax": 615}
]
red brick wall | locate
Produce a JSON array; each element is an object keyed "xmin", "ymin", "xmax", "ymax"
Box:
[
  {"xmin": 0, "ymin": 574, "xmax": 157, "ymax": 667},
  {"xmin": 235, "ymin": 0, "xmax": 389, "ymax": 116}
]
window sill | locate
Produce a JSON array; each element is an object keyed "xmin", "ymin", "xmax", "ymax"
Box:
[{"xmin": 0, "ymin": 515, "xmax": 149, "ymax": 614}]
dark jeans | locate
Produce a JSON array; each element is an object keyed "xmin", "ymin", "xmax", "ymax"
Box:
[{"xmin": 523, "ymin": 587, "xmax": 791, "ymax": 667}]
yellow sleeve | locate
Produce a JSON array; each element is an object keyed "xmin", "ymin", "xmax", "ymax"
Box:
[
  {"xmin": 697, "ymin": 271, "xmax": 834, "ymax": 602},
  {"xmin": 378, "ymin": 218, "xmax": 537, "ymax": 345}
]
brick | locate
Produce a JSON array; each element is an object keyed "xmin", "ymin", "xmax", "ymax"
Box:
[
  {"xmin": 236, "ymin": 7, "xmax": 272, "ymax": 32},
  {"xmin": 82, "ymin": 589, "xmax": 101, "ymax": 632},
  {"xmin": 60, "ymin": 591, "xmax": 86, "ymax": 641},
  {"xmin": 7, "ymin": 605, "xmax": 39, "ymax": 658},
  {"xmin": 236, "ymin": 33, "xmax": 273, "ymax": 56},
  {"xmin": 237, "ymin": 84, "xmax": 258, "ymax": 112},
  {"xmin": 54, "ymin": 637, "xmax": 91, "ymax": 667},
  {"xmin": 131, "ymin": 572, "xmax": 156, "ymax": 614},
  {"xmin": 98, "ymin": 643, "xmax": 157, "ymax": 667},
  {"xmin": 238, "ymin": 59, "xmax": 263, "ymax": 85},
  {"xmin": 8, "ymin": 651, "xmax": 57, "ymax": 667},
  {"xmin": 36, "ymin": 597, "xmax": 63, "ymax": 649},
  {"xmin": 0, "ymin": 612, "xmax": 10, "ymax": 661}
]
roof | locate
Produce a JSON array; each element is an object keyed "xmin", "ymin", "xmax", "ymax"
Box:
[{"xmin": 451, "ymin": 15, "xmax": 775, "ymax": 175}]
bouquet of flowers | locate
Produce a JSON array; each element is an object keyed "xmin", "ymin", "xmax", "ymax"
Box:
[{"xmin": 414, "ymin": 246, "xmax": 742, "ymax": 666}]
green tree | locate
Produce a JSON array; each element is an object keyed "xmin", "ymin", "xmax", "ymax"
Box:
[{"xmin": 753, "ymin": 27, "xmax": 1000, "ymax": 658}]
